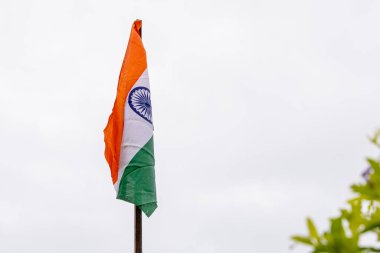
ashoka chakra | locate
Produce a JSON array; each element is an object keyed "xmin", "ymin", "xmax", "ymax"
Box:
[{"xmin": 128, "ymin": 87, "xmax": 153, "ymax": 124}]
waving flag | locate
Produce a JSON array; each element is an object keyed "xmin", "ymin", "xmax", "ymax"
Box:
[{"xmin": 104, "ymin": 20, "xmax": 157, "ymax": 217}]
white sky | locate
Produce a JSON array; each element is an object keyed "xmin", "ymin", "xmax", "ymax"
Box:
[{"xmin": 1, "ymin": 0, "xmax": 380, "ymax": 252}]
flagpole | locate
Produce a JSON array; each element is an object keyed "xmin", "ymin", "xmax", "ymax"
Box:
[
  {"xmin": 135, "ymin": 22, "xmax": 143, "ymax": 253},
  {"xmin": 135, "ymin": 205, "xmax": 142, "ymax": 253}
]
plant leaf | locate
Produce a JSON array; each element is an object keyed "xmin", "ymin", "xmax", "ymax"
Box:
[
  {"xmin": 307, "ymin": 218, "xmax": 320, "ymax": 242},
  {"xmin": 291, "ymin": 235, "xmax": 314, "ymax": 246}
]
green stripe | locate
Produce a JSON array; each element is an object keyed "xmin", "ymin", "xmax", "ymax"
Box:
[{"xmin": 117, "ymin": 137, "xmax": 157, "ymax": 217}]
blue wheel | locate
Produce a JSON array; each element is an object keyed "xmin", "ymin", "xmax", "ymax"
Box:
[{"xmin": 128, "ymin": 87, "xmax": 153, "ymax": 124}]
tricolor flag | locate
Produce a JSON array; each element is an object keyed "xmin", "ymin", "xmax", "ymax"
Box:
[{"xmin": 104, "ymin": 20, "xmax": 157, "ymax": 217}]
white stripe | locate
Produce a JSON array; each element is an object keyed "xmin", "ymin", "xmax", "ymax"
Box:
[{"xmin": 114, "ymin": 69, "xmax": 154, "ymax": 192}]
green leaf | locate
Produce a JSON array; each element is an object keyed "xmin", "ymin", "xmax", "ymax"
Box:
[
  {"xmin": 368, "ymin": 129, "xmax": 380, "ymax": 148},
  {"xmin": 368, "ymin": 158, "xmax": 380, "ymax": 174},
  {"xmin": 359, "ymin": 247, "xmax": 380, "ymax": 252},
  {"xmin": 330, "ymin": 217, "xmax": 344, "ymax": 236},
  {"xmin": 351, "ymin": 184, "xmax": 379, "ymax": 200},
  {"xmin": 307, "ymin": 218, "xmax": 320, "ymax": 242},
  {"xmin": 363, "ymin": 221, "xmax": 380, "ymax": 233},
  {"xmin": 291, "ymin": 235, "xmax": 314, "ymax": 246}
]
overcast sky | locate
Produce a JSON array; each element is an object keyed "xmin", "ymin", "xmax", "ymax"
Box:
[{"xmin": 1, "ymin": 0, "xmax": 380, "ymax": 252}]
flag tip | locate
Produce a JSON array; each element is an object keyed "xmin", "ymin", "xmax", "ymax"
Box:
[{"xmin": 133, "ymin": 19, "xmax": 142, "ymax": 37}]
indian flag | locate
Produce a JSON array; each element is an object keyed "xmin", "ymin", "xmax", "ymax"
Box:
[{"xmin": 104, "ymin": 20, "xmax": 157, "ymax": 217}]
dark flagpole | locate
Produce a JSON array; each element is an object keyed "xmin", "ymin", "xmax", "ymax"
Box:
[
  {"xmin": 135, "ymin": 22, "xmax": 143, "ymax": 253},
  {"xmin": 135, "ymin": 205, "xmax": 142, "ymax": 253}
]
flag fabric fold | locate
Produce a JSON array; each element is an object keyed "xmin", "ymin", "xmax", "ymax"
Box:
[{"xmin": 104, "ymin": 20, "xmax": 157, "ymax": 217}]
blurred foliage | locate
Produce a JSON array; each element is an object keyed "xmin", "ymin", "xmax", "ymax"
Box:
[{"xmin": 292, "ymin": 131, "xmax": 380, "ymax": 253}]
